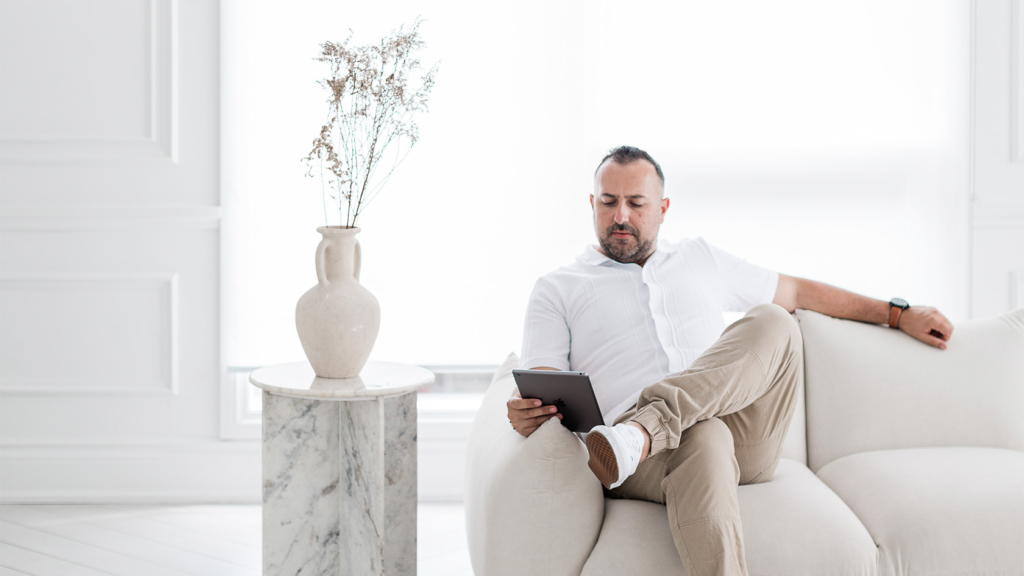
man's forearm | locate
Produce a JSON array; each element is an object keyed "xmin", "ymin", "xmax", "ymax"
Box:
[
  {"xmin": 774, "ymin": 274, "xmax": 888, "ymax": 324},
  {"xmin": 773, "ymin": 273, "xmax": 953, "ymax": 349}
]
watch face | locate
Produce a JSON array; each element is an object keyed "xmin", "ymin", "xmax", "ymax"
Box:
[{"xmin": 891, "ymin": 298, "xmax": 909, "ymax": 309}]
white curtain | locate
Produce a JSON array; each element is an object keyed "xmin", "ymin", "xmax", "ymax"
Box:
[{"xmin": 222, "ymin": 0, "xmax": 969, "ymax": 367}]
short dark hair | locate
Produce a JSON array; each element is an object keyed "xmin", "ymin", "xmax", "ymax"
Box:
[{"xmin": 595, "ymin": 145, "xmax": 665, "ymax": 186}]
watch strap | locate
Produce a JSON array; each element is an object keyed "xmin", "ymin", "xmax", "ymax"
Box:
[
  {"xmin": 888, "ymin": 305, "xmax": 903, "ymax": 329},
  {"xmin": 888, "ymin": 298, "xmax": 909, "ymax": 329}
]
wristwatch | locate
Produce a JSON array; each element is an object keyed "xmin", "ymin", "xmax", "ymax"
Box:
[{"xmin": 888, "ymin": 298, "xmax": 910, "ymax": 329}]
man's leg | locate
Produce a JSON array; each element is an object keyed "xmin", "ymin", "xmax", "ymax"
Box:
[
  {"xmin": 606, "ymin": 303, "xmax": 803, "ymax": 576},
  {"xmin": 613, "ymin": 417, "xmax": 747, "ymax": 576},
  {"xmin": 631, "ymin": 303, "xmax": 802, "ymax": 464}
]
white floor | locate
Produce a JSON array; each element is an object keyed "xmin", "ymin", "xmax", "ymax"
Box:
[{"xmin": 0, "ymin": 503, "xmax": 472, "ymax": 576}]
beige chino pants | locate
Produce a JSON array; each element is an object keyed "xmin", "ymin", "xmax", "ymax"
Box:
[{"xmin": 611, "ymin": 303, "xmax": 803, "ymax": 576}]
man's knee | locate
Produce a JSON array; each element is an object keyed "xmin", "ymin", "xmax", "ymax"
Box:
[
  {"xmin": 675, "ymin": 418, "xmax": 736, "ymax": 469},
  {"xmin": 745, "ymin": 303, "xmax": 801, "ymax": 344},
  {"xmin": 688, "ymin": 417, "xmax": 733, "ymax": 447}
]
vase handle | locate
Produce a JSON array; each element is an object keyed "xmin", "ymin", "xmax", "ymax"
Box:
[
  {"xmin": 353, "ymin": 239, "xmax": 361, "ymax": 281},
  {"xmin": 315, "ymin": 238, "xmax": 329, "ymax": 287}
]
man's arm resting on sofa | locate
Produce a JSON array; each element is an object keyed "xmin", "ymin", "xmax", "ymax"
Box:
[
  {"xmin": 772, "ymin": 273, "xmax": 954, "ymax": 350},
  {"xmin": 507, "ymin": 366, "xmax": 562, "ymax": 437}
]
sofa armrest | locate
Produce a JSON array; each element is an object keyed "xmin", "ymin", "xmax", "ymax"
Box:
[
  {"xmin": 464, "ymin": 354, "xmax": 605, "ymax": 576},
  {"xmin": 797, "ymin": 308, "xmax": 1024, "ymax": 472}
]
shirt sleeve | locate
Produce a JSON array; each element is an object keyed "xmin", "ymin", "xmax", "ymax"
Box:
[
  {"xmin": 706, "ymin": 241, "xmax": 779, "ymax": 312},
  {"xmin": 519, "ymin": 277, "xmax": 571, "ymax": 371}
]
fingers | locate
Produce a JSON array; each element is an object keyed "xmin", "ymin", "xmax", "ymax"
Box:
[
  {"xmin": 922, "ymin": 310, "xmax": 954, "ymax": 346},
  {"xmin": 508, "ymin": 397, "xmax": 542, "ymax": 411},
  {"xmin": 521, "ymin": 404, "xmax": 559, "ymax": 419},
  {"xmin": 506, "ymin": 396, "xmax": 562, "ymax": 437},
  {"xmin": 936, "ymin": 314, "xmax": 954, "ymax": 340},
  {"xmin": 922, "ymin": 333, "xmax": 948, "ymax": 350},
  {"xmin": 902, "ymin": 306, "xmax": 955, "ymax": 350},
  {"xmin": 514, "ymin": 414, "xmax": 562, "ymax": 437},
  {"xmin": 509, "ymin": 399, "xmax": 561, "ymax": 418}
]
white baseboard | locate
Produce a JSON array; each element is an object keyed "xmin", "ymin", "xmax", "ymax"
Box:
[
  {"xmin": 0, "ymin": 441, "xmax": 262, "ymax": 504},
  {"xmin": 0, "ymin": 394, "xmax": 483, "ymax": 504}
]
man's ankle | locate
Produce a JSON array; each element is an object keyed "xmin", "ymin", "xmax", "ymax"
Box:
[{"xmin": 626, "ymin": 421, "xmax": 652, "ymax": 462}]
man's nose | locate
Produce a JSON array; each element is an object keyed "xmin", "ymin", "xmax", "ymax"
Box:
[{"xmin": 614, "ymin": 204, "xmax": 631, "ymax": 224}]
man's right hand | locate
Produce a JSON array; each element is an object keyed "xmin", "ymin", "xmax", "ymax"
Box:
[{"xmin": 507, "ymin": 388, "xmax": 561, "ymax": 437}]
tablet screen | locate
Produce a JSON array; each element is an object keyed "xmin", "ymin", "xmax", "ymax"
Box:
[{"xmin": 512, "ymin": 369, "xmax": 604, "ymax": 433}]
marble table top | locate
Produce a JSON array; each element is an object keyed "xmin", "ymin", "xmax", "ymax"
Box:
[{"xmin": 249, "ymin": 361, "xmax": 435, "ymax": 401}]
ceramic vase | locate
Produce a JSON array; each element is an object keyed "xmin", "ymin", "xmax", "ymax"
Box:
[{"xmin": 296, "ymin": 226, "xmax": 380, "ymax": 378}]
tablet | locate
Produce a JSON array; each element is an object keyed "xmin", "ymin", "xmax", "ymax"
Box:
[{"xmin": 512, "ymin": 369, "xmax": 604, "ymax": 433}]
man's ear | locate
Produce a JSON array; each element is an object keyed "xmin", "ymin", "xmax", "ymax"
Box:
[
  {"xmin": 660, "ymin": 197, "xmax": 670, "ymax": 221},
  {"xmin": 589, "ymin": 194, "xmax": 595, "ymax": 210}
]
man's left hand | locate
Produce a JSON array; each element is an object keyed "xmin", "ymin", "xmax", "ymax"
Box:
[{"xmin": 899, "ymin": 306, "xmax": 954, "ymax": 350}]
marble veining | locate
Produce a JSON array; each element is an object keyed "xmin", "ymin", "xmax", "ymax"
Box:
[
  {"xmin": 383, "ymin": 393, "xmax": 417, "ymax": 575},
  {"xmin": 263, "ymin": 392, "xmax": 341, "ymax": 576},
  {"xmin": 339, "ymin": 398, "xmax": 386, "ymax": 575},
  {"xmin": 260, "ymin": 377, "xmax": 427, "ymax": 575}
]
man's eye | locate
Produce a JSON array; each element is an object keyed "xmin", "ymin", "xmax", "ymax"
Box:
[
  {"xmin": 602, "ymin": 202, "xmax": 615, "ymax": 206},
  {"xmin": 630, "ymin": 203, "xmax": 644, "ymax": 208}
]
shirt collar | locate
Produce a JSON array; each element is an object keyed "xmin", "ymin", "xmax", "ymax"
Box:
[{"xmin": 578, "ymin": 238, "xmax": 676, "ymax": 267}]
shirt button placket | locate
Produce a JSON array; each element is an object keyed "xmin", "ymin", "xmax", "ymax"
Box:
[{"xmin": 643, "ymin": 262, "xmax": 682, "ymax": 374}]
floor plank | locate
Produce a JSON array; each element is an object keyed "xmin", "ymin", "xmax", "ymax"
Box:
[
  {"xmin": 0, "ymin": 542, "xmax": 114, "ymax": 576},
  {"xmin": 133, "ymin": 507, "xmax": 260, "ymax": 548},
  {"xmin": 0, "ymin": 522, "xmax": 190, "ymax": 576},
  {"xmin": 0, "ymin": 504, "xmax": 469, "ymax": 576},
  {"xmin": 0, "ymin": 510, "xmax": 256, "ymax": 576}
]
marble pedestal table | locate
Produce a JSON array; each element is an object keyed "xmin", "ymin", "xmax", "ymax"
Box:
[{"xmin": 249, "ymin": 361, "xmax": 435, "ymax": 576}]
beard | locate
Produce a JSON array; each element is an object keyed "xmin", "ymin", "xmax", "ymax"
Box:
[{"xmin": 597, "ymin": 223, "xmax": 656, "ymax": 264}]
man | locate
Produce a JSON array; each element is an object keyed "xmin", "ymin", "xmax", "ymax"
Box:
[{"xmin": 507, "ymin": 146, "xmax": 954, "ymax": 576}]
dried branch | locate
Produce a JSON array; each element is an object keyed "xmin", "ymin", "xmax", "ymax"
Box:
[{"xmin": 302, "ymin": 18, "xmax": 438, "ymax": 228}]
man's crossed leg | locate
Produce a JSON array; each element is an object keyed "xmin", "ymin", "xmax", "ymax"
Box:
[{"xmin": 587, "ymin": 303, "xmax": 803, "ymax": 576}]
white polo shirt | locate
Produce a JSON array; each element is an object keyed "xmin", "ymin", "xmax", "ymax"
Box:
[{"xmin": 520, "ymin": 237, "xmax": 778, "ymax": 424}]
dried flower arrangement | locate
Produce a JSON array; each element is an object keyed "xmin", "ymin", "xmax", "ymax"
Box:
[{"xmin": 303, "ymin": 18, "xmax": 438, "ymax": 228}]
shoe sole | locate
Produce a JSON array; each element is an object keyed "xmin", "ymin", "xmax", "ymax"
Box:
[{"xmin": 586, "ymin": 431, "xmax": 619, "ymax": 489}]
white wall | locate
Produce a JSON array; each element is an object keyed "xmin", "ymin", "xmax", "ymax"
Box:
[
  {"xmin": 971, "ymin": 0, "xmax": 1024, "ymax": 318},
  {"xmin": 0, "ymin": 0, "xmax": 260, "ymax": 502},
  {"xmin": 1, "ymin": 0, "xmax": 1018, "ymax": 504},
  {"xmin": 223, "ymin": 0, "xmax": 974, "ymax": 372}
]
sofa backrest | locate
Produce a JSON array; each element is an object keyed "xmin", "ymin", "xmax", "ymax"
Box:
[{"xmin": 797, "ymin": 308, "xmax": 1024, "ymax": 472}]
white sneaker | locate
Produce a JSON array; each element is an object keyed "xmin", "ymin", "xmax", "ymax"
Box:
[{"xmin": 586, "ymin": 423, "xmax": 645, "ymax": 489}]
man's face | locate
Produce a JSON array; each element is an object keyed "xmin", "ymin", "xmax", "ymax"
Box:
[{"xmin": 590, "ymin": 160, "xmax": 670, "ymax": 265}]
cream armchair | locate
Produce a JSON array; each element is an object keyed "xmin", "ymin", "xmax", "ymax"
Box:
[{"xmin": 464, "ymin": 309, "xmax": 1024, "ymax": 576}]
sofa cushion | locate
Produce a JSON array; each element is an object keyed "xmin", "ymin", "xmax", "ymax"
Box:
[
  {"xmin": 464, "ymin": 353, "xmax": 605, "ymax": 576},
  {"xmin": 817, "ymin": 447, "xmax": 1024, "ymax": 576},
  {"xmin": 580, "ymin": 459, "xmax": 877, "ymax": 576},
  {"xmin": 797, "ymin": 308, "xmax": 1024, "ymax": 471}
]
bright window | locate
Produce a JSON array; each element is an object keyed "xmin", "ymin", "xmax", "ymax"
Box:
[{"xmin": 222, "ymin": 0, "xmax": 969, "ymax": 373}]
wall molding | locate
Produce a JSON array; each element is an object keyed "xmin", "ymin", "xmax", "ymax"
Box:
[
  {"xmin": 219, "ymin": 367, "xmax": 263, "ymax": 440},
  {"xmin": 972, "ymin": 203, "xmax": 1024, "ymax": 228},
  {"xmin": 0, "ymin": 440, "xmax": 261, "ymax": 504},
  {"xmin": 0, "ymin": 205, "xmax": 222, "ymax": 231},
  {"xmin": 0, "ymin": 273, "xmax": 179, "ymax": 395},
  {"xmin": 1011, "ymin": 271, "xmax": 1024, "ymax": 309},
  {"xmin": 0, "ymin": 0, "xmax": 179, "ymax": 163},
  {"xmin": 0, "ymin": 395, "xmax": 483, "ymax": 503},
  {"xmin": 1012, "ymin": 0, "xmax": 1023, "ymax": 163},
  {"xmin": 0, "ymin": 439, "xmax": 259, "ymax": 459}
]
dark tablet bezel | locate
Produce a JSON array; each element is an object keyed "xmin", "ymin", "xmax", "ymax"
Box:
[{"xmin": 511, "ymin": 369, "xmax": 604, "ymax": 433}]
